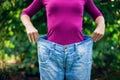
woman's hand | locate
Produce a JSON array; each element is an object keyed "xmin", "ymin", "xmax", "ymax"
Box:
[
  {"xmin": 92, "ymin": 25, "xmax": 105, "ymax": 42},
  {"xmin": 92, "ymin": 16, "xmax": 105, "ymax": 42},
  {"xmin": 26, "ymin": 26, "xmax": 39, "ymax": 43}
]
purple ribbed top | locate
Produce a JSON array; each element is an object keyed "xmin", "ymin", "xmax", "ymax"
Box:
[{"xmin": 21, "ymin": 0, "xmax": 102, "ymax": 45}]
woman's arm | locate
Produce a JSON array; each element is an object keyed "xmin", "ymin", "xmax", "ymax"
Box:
[
  {"xmin": 93, "ymin": 16, "xmax": 105, "ymax": 42},
  {"xmin": 20, "ymin": 0, "xmax": 44, "ymax": 43},
  {"xmin": 21, "ymin": 15, "xmax": 39, "ymax": 43},
  {"xmin": 84, "ymin": 0, "xmax": 105, "ymax": 42}
]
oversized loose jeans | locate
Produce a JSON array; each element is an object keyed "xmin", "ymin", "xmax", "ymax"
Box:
[{"xmin": 37, "ymin": 35, "xmax": 93, "ymax": 80}]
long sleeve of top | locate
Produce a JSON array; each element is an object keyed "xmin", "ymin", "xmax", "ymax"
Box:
[{"xmin": 21, "ymin": 0, "xmax": 103, "ymax": 45}]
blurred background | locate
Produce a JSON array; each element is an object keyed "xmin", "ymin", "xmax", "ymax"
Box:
[{"xmin": 0, "ymin": 0, "xmax": 120, "ymax": 80}]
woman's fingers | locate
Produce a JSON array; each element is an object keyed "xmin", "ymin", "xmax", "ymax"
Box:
[
  {"xmin": 31, "ymin": 33, "xmax": 35, "ymax": 43},
  {"xmin": 92, "ymin": 32, "xmax": 104, "ymax": 42},
  {"xmin": 93, "ymin": 32, "xmax": 99, "ymax": 42},
  {"xmin": 27, "ymin": 30, "xmax": 38, "ymax": 43},
  {"xmin": 27, "ymin": 33, "xmax": 32, "ymax": 42},
  {"xmin": 27, "ymin": 33, "xmax": 34, "ymax": 43},
  {"xmin": 92, "ymin": 32, "xmax": 97, "ymax": 42},
  {"xmin": 34, "ymin": 31, "xmax": 39, "ymax": 42}
]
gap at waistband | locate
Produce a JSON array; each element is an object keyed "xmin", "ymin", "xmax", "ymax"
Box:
[{"xmin": 37, "ymin": 35, "xmax": 93, "ymax": 47}]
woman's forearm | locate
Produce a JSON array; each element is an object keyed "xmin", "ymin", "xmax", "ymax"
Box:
[
  {"xmin": 20, "ymin": 15, "xmax": 34, "ymax": 28},
  {"xmin": 95, "ymin": 16, "xmax": 105, "ymax": 28},
  {"xmin": 20, "ymin": 14, "xmax": 39, "ymax": 43},
  {"xmin": 92, "ymin": 16, "xmax": 105, "ymax": 42}
]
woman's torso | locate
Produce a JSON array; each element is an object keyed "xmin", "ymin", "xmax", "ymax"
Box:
[{"xmin": 44, "ymin": 0, "xmax": 86, "ymax": 45}]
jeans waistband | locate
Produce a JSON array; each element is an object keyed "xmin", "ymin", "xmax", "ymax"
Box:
[{"xmin": 37, "ymin": 35, "xmax": 93, "ymax": 52}]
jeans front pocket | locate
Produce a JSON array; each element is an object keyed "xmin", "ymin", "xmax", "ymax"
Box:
[
  {"xmin": 38, "ymin": 45, "xmax": 50, "ymax": 63},
  {"xmin": 76, "ymin": 43, "xmax": 93, "ymax": 64}
]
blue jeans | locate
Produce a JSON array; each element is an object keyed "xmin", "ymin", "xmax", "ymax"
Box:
[{"xmin": 37, "ymin": 35, "xmax": 93, "ymax": 80}]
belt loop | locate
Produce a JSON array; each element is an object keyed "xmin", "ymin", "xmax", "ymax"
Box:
[
  {"xmin": 52, "ymin": 42, "xmax": 55, "ymax": 51},
  {"xmin": 49, "ymin": 42, "xmax": 55, "ymax": 56},
  {"xmin": 74, "ymin": 43, "xmax": 77, "ymax": 52},
  {"xmin": 74, "ymin": 44, "xmax": 76, "ymax": 51}
]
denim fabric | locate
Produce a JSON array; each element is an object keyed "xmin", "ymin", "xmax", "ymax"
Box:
[{"xmin": 37, "ymin": 35, "xmax": 93, "ymax": 80}]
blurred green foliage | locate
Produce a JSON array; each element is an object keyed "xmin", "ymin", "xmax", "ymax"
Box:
[{"xmin": 0, "ymin": 0, "xmax": 120, "ymax": 80}]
